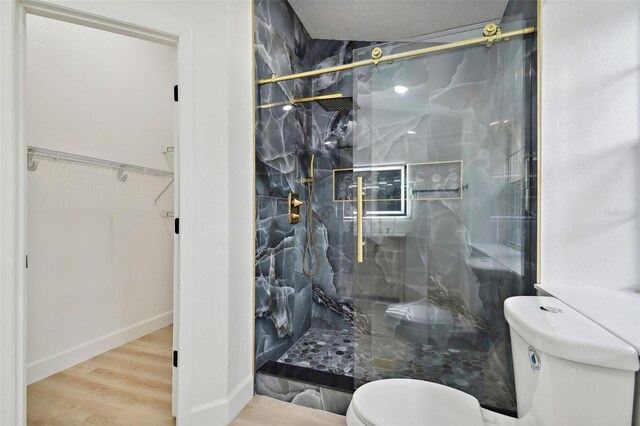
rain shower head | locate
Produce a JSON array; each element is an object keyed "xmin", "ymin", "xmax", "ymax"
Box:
[
  {"xmin": 315, "ymin": 96, "xmax": 353, "ymax": 112},
  {"xmin": 292, "ymin": 94, "xmax": 354, "ymax": 112}
]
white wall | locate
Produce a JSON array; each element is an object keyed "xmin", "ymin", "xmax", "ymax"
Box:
[
  {"xmin": 0, "ymin": 1, "xmax": 25, "ymax": 423},
  {"xmin": 26, "ymin": 14, "xmax": 176, "ymax": 383},
  {"xmin": 541, "ymin": 0, "xmax": 640, "ymax": 290},
  {"xmin": 24, "ymin": 1, "xmax": 255, "ymax": 424},
  {"xmin": 540, "ymin": 3, "xmax": 640, "ymax": 422},
  {"xmin": 26, "ymin": 14, "xmax": 176, "ymax": 170},
  {"xmin": 225, "ymin": 10, "xmax": 254, "ymax": 418}
]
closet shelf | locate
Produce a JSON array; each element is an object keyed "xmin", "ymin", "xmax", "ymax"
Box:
[{"xmin": 27, "ymin": 146, "xmax": 174, "ymax": 179}]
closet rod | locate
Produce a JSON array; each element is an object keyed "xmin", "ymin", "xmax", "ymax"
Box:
[{"xmin": 27, "ymin": 146, "xmax": 174, "ymax": 178}]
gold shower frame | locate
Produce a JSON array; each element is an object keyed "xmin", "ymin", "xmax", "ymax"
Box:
[{"xmin": 257, "ymin": 23, "xmax": 535, "ymax": 86}]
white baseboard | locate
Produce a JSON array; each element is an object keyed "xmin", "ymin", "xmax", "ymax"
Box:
[
  {"xmin": 227, "ymin": 375, "xmax": 254, "ymax": 422},
  {"xmin": 190, "ymin": 375, "xmax": 253, "ymax": 425},
  {"xmin": 27, "ymin": 311, "xmax": 173, "ymax": 384}
]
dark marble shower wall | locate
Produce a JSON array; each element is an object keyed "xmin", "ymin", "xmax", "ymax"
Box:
[
  {"xmin": 254, "ymin": 0, "xmax": 373, "ymax": 368},
  {"xmin": 300, "ymin": 38, "xmax": 375, "ymax": 331},
  {"xmin": 254, "ymin": 0, "xmax": 310, "ymax": 368}
]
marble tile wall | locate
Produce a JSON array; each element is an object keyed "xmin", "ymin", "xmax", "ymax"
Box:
[
  {"xmin": 254, "ymin": 0, "xmax": 375, "ymax": 368},
  {"xmin": 299, "ymin": 40, "xmax": 358, "ymax": 331},
  {"xmin": 255, "ymin": 373, "xmax": 353, "ymax": 415},
  {"xmin": 254, "ymin": 0, "xmax": 313, "ymax": 368}
]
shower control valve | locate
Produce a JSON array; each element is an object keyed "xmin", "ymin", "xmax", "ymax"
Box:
[{"xmin": 288, "ymin": 193, "xmax": 303, "ymax": 224}]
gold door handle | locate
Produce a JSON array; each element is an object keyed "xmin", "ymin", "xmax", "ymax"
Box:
[{"xmin": 356, "ymin": 176, "xmax": 363, "ymax": 263}]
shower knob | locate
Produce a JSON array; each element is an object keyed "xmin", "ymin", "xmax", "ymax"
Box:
[{"xmin": 288, "ymin": 192, "xmax": 303, "ymax": 224}]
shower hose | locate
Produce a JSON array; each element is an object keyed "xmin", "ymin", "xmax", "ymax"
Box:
[{"xmin": 302, "ymin": 182, "xmax": 320, "ymax": 276}]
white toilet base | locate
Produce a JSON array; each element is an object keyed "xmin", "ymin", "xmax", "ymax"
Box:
[
  {"xmin": 346, "ymin": 404, "xmax": 364, "ymax": 426},
  {"xmin": 347, "ymin": 404, "xmax": 520, "ymax": 426},
  {"xmin": 345, "ymin": 378, "xmax": 522, "ymax": 426}
]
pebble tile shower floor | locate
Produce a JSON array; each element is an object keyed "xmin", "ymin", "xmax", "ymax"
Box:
[
  {"xmin": 278, "ymin": 329, "xmax": 356, "ymax": 376},
  {"xmin": 277, "ymin": 328, "xmax": 516, "ymax": 412}
]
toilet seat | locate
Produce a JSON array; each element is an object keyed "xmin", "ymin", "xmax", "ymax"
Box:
[{"xmin": 348, "ymin": 379, "xmax": 485, "ymax": 426}]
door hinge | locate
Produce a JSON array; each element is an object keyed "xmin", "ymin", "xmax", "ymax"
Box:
[
  {"xmin": 173, "ymin": 350, "xmax": 178, "ymax": 367},
  {"xmin": 174, "ymin": 218, "xmax": 179, "ymax": 235},
  {"xmin": 174, "ymin": 85, "xmax": 178, "ymax": 102},
  {"xmin": 25, "ymin": 255, "xmax": 28, "ymax": 269}
]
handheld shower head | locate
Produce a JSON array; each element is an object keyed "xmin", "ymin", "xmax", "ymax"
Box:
[
  {"xmin": 302, "ymin": 154, "xmax": 315, "ymax": 184},
  {"xmin": 302, "ymin": 154, "xmax": 319, "ymax": 276}
]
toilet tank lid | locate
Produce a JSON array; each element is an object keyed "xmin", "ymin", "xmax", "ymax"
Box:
[
  {"xmin": 505, "ymin": 296, "xmax": 639, "ymax": 372},
  {"xmin": 535, "ymin": 284, "xmax": 640, "ymax": 353}
]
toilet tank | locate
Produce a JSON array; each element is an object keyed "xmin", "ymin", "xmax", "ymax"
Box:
[{"xmin": 504, "ymin": 296, "xmax": 639, "ymax": 426}]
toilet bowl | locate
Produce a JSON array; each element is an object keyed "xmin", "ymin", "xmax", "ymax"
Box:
[
  {"xmin": 346, "ymin": 378, "xmax": 517, "ymax": 426},
  {"xmin": 347, "ymin": 296, "xmax": 640, "ymax": 426}
]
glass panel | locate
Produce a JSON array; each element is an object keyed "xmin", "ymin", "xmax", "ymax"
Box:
[{"xmin": 352, "ymin": 20, "xmax": 534, "ymax": 413}]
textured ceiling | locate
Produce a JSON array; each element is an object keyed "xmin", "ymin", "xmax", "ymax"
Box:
[{"xmin": 287, "ymin": 0, "xmax": 509, "ymax": 41}]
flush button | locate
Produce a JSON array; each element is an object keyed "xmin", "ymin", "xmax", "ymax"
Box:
[{"xmin": 540, "ymin": 306, "xmax": 563, "ymax": 313}]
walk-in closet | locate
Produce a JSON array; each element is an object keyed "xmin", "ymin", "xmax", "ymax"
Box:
[{"xmin": 25, "ymin": 13, "xmax": 178, "ymax": 424}]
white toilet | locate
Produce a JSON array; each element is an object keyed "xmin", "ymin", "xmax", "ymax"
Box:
[{"xmin": 347, "ymin": 296, "xmax": 640, "ymax": 425}]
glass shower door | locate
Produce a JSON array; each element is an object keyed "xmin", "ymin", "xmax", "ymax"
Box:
[{"xmin": 351, "ymin": 20, "xmax": 535, "ymax": 414}]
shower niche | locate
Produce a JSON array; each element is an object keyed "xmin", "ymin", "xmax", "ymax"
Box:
[
  {"xmin": 334, "ymin": 166, "xmax": 408, "ymax": 217},
  {"xmin": 254, "ymin": 0, "xmax": 537, "ymax": 416}
]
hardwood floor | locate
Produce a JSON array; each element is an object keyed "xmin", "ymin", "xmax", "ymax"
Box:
[
  {"xmin": 29, "ymin": 327, "xmax": 347, "ymax": 426},
  {"xmin": 230, "ymin": 396, "xmax": 347, "ymax": 426},
  {"xmin": 27, "ymin": 326, "xmax": 174, "ymax": 426}
]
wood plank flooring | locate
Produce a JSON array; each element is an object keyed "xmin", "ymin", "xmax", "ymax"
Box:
[
  {"xmin": 27, "ymin": 326, "xmax": 174, "ymax": 426},
  {"xmin": 230, "ymin": 396, "xmax": 347, "ymax": 426},
  {"xmin": 28, "ymin": 326, "xmax": 347, "ymax": 425}
]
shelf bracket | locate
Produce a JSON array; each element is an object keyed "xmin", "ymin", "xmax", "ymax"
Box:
[{"xmin": 116, "ymin": 165, "xmax": 128, "ymax": 182}]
